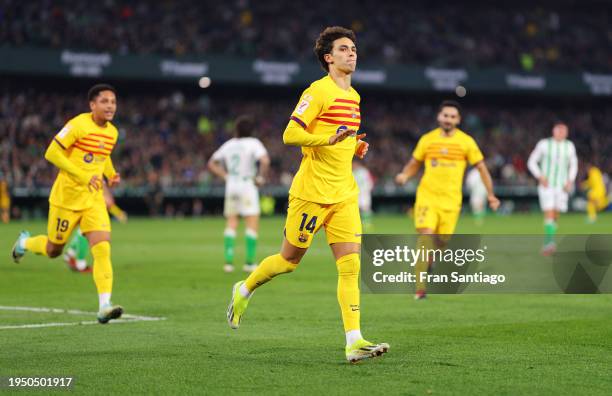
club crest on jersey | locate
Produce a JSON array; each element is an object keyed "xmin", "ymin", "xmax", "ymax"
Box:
[
  {"xmin": 337, "ymin": 125, "xmax": 348, "ymax": 133},
  {"xmin": 83, "ymin": 152, "xmax": 94, "ymax": 163},
  {"xmin": 431, "ymin": 159, "xmax": 438, "ymax": 167},
  {"xmin": 298, "ymin": 232, "xmax": 309, "ymax": 243}
]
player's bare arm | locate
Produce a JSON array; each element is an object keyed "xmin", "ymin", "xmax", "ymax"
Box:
[
  {"xmin": 475, "ymin": 161, "xmax": 500, "ymax": 211},
  {"xmin": 329, "ymin": 129, "xmax": 361, "ymax": 145},
  {"xmin": 395, "ymin": 157, "xmax": 422, "ymax": 185},
  {"xmin": 255, "ymin": 155, "xmax": 271, "ymax": 186},
  {"xmin": 107, "ymin": 173, "xmax": 121, "ymax": 188},
  {"xmin": 208, "ymin": 159, "xmax": 228, "ymax": 181}
]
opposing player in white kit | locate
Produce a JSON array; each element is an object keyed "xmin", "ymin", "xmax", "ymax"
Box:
[
  {"xmin": 208, "ymin": 115, "xmax": 270, "ymax": 272},
  {"xmin": 465, "ymin": 167, "xmax": 488, "ymax": 225},
  {"xmin": 352, "ymin": 161, "xmax": 374, "ymax": 230},
  {"xmin": 527, "ymin": 122, "xmax": 578, "ymax": 255}
]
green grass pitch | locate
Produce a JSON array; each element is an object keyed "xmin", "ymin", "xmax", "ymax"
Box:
[{"xmin": 1, "ymin": 213, "xmax": 611, "ymax": 395}]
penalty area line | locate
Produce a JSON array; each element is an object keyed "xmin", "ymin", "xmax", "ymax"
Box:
[{"xmin": 0, "ymin": 305, "xmax": 166, "ymax": 330}]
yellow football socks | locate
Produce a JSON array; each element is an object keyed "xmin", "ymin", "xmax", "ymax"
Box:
[
  {"xmin": 92, "ymin": 241, "xmax": 113, "ymax": 294},
  {"xmin": 244, "ymin": 254, "xmax": 297, "ymax": 292},
  {"xmin": 336, "ymin": 253, "xmax": 360, "ymax": 332},
  {"xmin": 25, "ymin": 235, "xmax": 48, "ymax": 256},
  {"xmin": 415, "ymin": 234, "xmax": 434, "ymax": 293},
  {"xmin": 587, "ymin": 201, "xmax": 597, "ymax": 222}
]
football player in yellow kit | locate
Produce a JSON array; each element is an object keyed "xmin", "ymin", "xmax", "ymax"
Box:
[
  {"xmin": 226, "ymin": 26, "xmax": 388, "ymax": 363},
  {"xmin": 0, "ymin": 171, "xmax": 10, "ymax": 224},
  {"xmin": 581, "ymin": 162, "xmax": 608, "ymax": 223},
  {"xmin": 395, "ymin": 101, "xmax": 500, "ymax": 299},
  {"xmin": 12, "ymin": 84, "xmax": 123, "ymax": 324}
]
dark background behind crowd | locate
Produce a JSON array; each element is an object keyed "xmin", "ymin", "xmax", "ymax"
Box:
[{"xmin": 2, "ymin": 0, "xmax": 611, "ymax": 71}]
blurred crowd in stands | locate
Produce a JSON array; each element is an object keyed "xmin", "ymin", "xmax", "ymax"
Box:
[
  {"xmin": 1, "ymin": 89, "xmax": 610, "ymax": 193},
  {"xmin": 2, "ymin": 0, "xmax": 611, "ymax": 72}
]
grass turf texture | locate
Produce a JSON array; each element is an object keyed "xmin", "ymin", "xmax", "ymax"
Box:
[{"xmin": 1, "ymin": 213, "xmax": 611, "ymax": 395}]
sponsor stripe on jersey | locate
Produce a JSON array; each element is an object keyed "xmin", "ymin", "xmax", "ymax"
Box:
[
  {"xmin": 73, "ymin": 144, "xmax": 109, "ymax": 157},
  {"xmin": 77, "ymin": 138, "xmax": 115, "ymax": 150},
  {"xmin": 334, "ymin": 98, "xmax": 359, "ymax": 105},
  {"xmin": 74, "ymin": 141, "xmax": 113, "ymax": 154},
  {"xmin": 320, "ymin": 112, "xmax": 361, "ymax": 119},
  {"xmin": 316, "ymin": 117, "xmax": 360, "ymax": 127},
  {"xmin": 86, "ymin": 133, "xmax": 116, "ymax": 143},
  {"xmin": 329, "ymin": 105, "xmax": 360, "ymax": 112},
  {"xmin": 80, "ymin": 136, "xmax": 115, "ymax": 146}
]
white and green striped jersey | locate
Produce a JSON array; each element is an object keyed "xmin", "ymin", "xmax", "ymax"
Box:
[{"xmin": 527, "ymin": 138, "xmax": 578, "ymax": 188}]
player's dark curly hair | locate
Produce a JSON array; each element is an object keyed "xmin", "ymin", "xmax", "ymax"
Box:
[
  {"xmin": 314, "ymin": 26, "xmax": 356, "ymax": 72},
  {"xmin": 438, "ymin": 100, "xmax": 462, "ymax": 116},
  {"xmin": 88, "ymin": 84, "xmax": 116, "ymax": 102},
  {"xmin": 235, "ymin": 115, "xmax": 256, "ymax": 138}
]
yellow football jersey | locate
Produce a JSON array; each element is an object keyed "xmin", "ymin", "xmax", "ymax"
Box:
[
  {"xmin": 50, "ymin": 113, "xmax": 118, "ymax": 211},
  {"xmin": 584, "ymin": 167, "xmax": 606, "ymax": 196},
  {"xmin": 287, "ymin": 75, "xmax": 361, "ymax": 204},
  {"xmin": 413, "ymin": 128, "xmax": 484, "ymax": 210}
]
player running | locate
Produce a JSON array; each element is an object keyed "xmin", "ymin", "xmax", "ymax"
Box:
[
  {"xmin": 12, "ymin": 84, "xmax": 124, "ymax": 324},
  {"xmin": 226, "ymin": 26, "xmax": 389, "ymax": 363},
  {"xmin": 208, "ymin": 115, "xmax": 270, "ymax": 273},
  {"xmin": 580, "ymin": 161, "xmax": 608, "ymax": 223},
  {"xmin": 395, "ymin": 100, "xmax": 499, "ymax": 299},
  {"xmin": 527, "ymin": 122, "xmax": 578, "ymax": 255},
  {"xmin": 0, "ymin": 170, "xmax": 10, "ymax": 224}
]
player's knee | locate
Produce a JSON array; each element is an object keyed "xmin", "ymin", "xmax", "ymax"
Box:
[
  {"xmin": 46, "ymin": 243, "xmax": 64, "ymax": 258},
  {"xmin": 281, "ymin": 250, "xmax": 303, "ymax": 265},
  {"xmin": 336, "ymin": 253, "xmax": 360, "ymax": 276},
  {"xmin": 280, "ymin": 239, "xmax": 307, "ymax": 264}
]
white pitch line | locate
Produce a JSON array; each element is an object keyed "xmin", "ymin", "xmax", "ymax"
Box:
[{"xmin": 0, "ymin": 306, "xmax": 165, "ymax": 330}]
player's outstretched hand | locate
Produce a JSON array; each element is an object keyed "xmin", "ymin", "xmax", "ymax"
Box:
[
  {"xmin": 329, "ymin": 129, "xmax": 359, "ymax": 145},
  {"xmin": 108, "ymin": 173, "xmax": 121, "ymax": 188},
  {"xmin": 395, "ymin": 173, "xmax": 409, "ymax": 185},
  {"xmin": 488, "ymin": 194, "xmax": 500, "ymax": 211},
  {"xmin": 88, "ymin": 175, "xmax": 102, "ymax": 192},
  {"xmin": 355, "ymin": 134, "xmax": 369, "ymax": 159}
]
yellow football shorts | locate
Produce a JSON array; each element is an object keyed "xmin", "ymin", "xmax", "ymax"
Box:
[
  {"xmin": 47, "ymin": 200, "xmax": 111, "ymax": 244},
  {"xmin": 414, "ymin": 199, "xmax": 460, "ymax": 235},
  {"xmin": 284, "ymin": 194, "xmax": 362, "ymax": 248}
]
